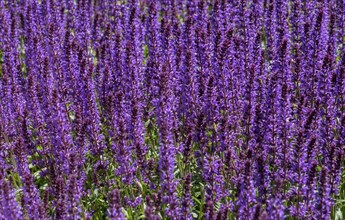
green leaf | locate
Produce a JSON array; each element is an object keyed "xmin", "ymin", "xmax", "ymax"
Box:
[
  {"xmin": 192, "ymin": 212, "xmax": 198, "ymax": 218},
  {"xmin": 122, "ymin": 208, "xmax": 129, "ymax": 218},
  {"xmin": 335, "ymin": 208, "xmax": 343, "ymax": 220},
  {"xmin": 137, "ymin": 215, "xmax": 146, "ymax": 220}
]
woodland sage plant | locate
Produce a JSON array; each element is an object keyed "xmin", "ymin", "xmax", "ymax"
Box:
[{"xmin": 0, "ymin": 0, "xmax": 344, "ymax": 219}]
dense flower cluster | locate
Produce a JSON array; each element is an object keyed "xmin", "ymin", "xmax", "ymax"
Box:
[{"xmin": 0, "ymin": 0, "xmax": 344, "ymax": 219}]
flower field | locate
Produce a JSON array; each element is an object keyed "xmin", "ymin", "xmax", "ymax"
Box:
[{"xmin": 0, "ymin": 0, "xmax": 344, "ymax": 219}]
